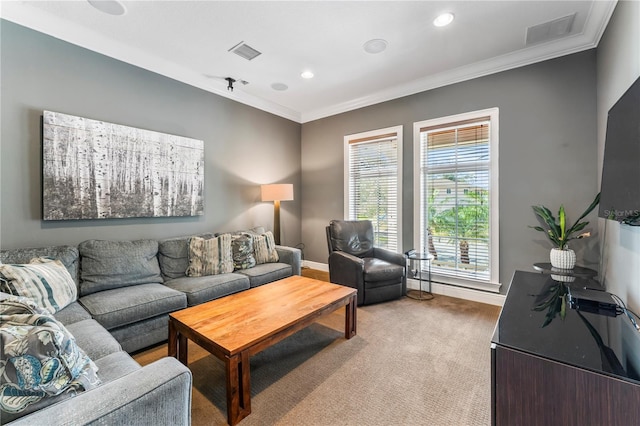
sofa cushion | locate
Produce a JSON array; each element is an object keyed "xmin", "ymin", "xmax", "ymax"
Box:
[
  {"xmin": 363, "ymin": 258, "xmax": 405, "ymax": 282},
  {"xmin": 93, "ymin": 351, "xmax": 140, "ymax": 383},
  {"xmin": 164, "ymin": 273, "xmax": 250, "ymax": 306},
  {"xmin": 186, "ymin": 234, "xmax": 233, "ymax": 277},
  {"xmin": 65, "ymin": 319, "xmax": 122, "ymax": 361},
  {"xmin": 231, "ymin": 233, "xmax": 256, "ymax": 270},
  {"xmin": 78, "ymin": 239, "xmax": 163, "ymax": 296},
  {"xmin": 0, "ymin": 258, "xmax": 77, "ymax": 314},
  {"xmin": 236, "ymin": 262, "xmax": 292, "ymax": 287},
  {"xmin": 0, "ymin": 296, "xmax": 100, "ymax": 417},
  {"xmin": 158, "ymin": 233, "xmax": 215, "ymax": 279},
  {"xmin": 53, "ymin": 301, "xmax": 92, "ymax": 326},
  {"xmin": 109, "ymin": 314, "xmax": 172, "ymax": 354},
  {"xmin": 79, "ymin": 283, "xmax": 186, "ymax": 330}
]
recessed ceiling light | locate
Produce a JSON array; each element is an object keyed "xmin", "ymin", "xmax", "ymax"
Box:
[
  {"xmin": 88, "ymin": 0, "xmax": 126, "ymax": 16},
  {"xmin": 271, "ymin": 83, "xmax": 289, "ymax": 91},
  {"xmin": 363, "ymin": 39, "xmax": 388, "ymax": 54},
  {"xmin": 301, "ymin": 71, "xmax": 314, "ymax": 79},
  {"xmin": 433, "ymin": 12, "xmax": 454, "ymax": 27}
]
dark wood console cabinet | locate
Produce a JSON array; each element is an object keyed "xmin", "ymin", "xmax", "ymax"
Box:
[{"xmin": 491, "ymin": 271, "xmax": 640, "ymax": 425}]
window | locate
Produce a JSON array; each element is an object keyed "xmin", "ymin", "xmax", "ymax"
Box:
[
  {"xmin": 345, "ymin": 126, "xmax": 403, "ymax": 252},
  {"xmin": 413, "ymin": 109, "xmax": 499, "ymax": 292}
]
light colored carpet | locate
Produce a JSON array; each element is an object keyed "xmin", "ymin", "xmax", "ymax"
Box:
[{"xmin": 134, "ymin": 282, "xmax": 499, "ymax": 426}]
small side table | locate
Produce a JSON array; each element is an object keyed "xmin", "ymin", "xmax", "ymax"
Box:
[{"xmin": 407, "ymin": 252, "xmax": 434, "ymax": 300}]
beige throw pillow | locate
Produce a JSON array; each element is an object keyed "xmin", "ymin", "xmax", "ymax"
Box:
[
  {"xmin": 186, "ymin": 234, "xmax": 234, "ymax": 277},
  {"xmin": 252, "ymin": 231, "xmax": 279, "ymax": 264}
]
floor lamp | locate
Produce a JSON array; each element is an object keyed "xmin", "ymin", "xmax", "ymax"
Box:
[{"xmin": 261, "ymin": 183, "xmax": 294, "ymax": 245}]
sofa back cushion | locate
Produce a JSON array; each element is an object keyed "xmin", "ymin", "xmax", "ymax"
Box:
[
  {"xmin": 78, "ymin": 239, "xmax": 162, "ymax": 296},
  {"xmin": 158, "ymin": 233, "xmax": 215, "ymax": 279}
]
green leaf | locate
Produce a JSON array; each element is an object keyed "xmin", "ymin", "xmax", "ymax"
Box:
[{"xmin": 568, "ymin": 192, "xmax": 601, "ymax": 233}]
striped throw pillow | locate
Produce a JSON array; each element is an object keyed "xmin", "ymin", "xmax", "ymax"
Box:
[
  {"xmin": 186, "ymin": 234, "xmax": 234, "ymax": 277},
  {"xmin": 252, "ymin": 231, "xmax": 280, "ymax": 264},
  {"xmin": 0, "ymin": 257, "xmax": 77, "ymax": 314}
]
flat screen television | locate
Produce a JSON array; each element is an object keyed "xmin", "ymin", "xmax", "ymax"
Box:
[{"xmin": 598, "ymin": 75, "xmax": 640, "ymax": 225}]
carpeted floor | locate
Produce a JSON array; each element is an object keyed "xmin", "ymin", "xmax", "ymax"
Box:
[{"xmin": 134, "ymin": 270, "xmax": 500, "ymax": 425}]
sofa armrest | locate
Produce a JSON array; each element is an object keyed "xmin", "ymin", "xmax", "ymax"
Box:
[
  {"xmin": 372, "ymin": 247, "xmax": 407, "ymax": 267},
  {"xmin": 275, "ymin": 245, "xmax": 302, "ymax": 276},
  {"xmin": 7, "ymin": 357, "xmax": 192, "ymax": 426}
]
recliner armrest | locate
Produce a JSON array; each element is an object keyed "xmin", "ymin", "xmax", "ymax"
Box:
[
  {"xmin": 372, "ymin": 247, "xmax": 407, "ymax": 267},
  {"xmin": 328, "ymin": 251, "xmax": 365, "ymax": 291}
]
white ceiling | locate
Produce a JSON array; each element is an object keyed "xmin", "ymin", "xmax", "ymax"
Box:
[{"xmin": 0, "ymin": 1, "xmax": 617, "ymax": 123}]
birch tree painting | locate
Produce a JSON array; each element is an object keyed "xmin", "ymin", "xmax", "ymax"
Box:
[{"xmin": 42, "ymin": 111, "xmax": 204, "ymax": 220}]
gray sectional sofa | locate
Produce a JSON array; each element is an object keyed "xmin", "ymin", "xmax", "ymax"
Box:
[{"xmin": 0, "ymin": 233, "xmax": 302, "ymax": 425}]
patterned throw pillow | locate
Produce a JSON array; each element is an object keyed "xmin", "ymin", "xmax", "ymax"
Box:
[
  {"xmin": 186, "ymin": 234, "xmax": 234, "ymax": 277},
  {"xmin": 252, "ymin": 230, "xmax": 280, "ymax": 264},
  {"xmin": 0, "ymin": 296, "xmax": 101, "ymax": 415},
  {"xmin": 0, "ymin": 258, "xmax": 77, "ymax": 314},
  {"xmin": 231, "ymin": 233, "xmax": 256, "ymax": 270}
]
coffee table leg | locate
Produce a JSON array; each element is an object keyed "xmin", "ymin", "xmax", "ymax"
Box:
[
  {"xmin": 226, "ymin": 351, "xmax": 251, "ymax": 426},
  {"xmin": 168, "ymin": 319, "xmax": 177, "ymax": 358},
  {"xmin": 177, "ymin": 334, "xmax": 188, "ymax": 365},
  {"xmin": 345, "ymin": 294, "xmax": 357, "ymax": 339}
]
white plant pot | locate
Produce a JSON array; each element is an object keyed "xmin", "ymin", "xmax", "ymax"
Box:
[{"xmin": 550, "ymin": 248, "xmax": 576, "ymax": 270}]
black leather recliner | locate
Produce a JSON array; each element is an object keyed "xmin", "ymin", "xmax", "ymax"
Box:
[{"xmin": 326, "ymin": 220, "xmax": 407, "ymax": 306}]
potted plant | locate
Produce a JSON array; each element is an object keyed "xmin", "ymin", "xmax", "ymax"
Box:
[{"xmin": 530, "ymin": 192, "xmax": 600, "ymax": 270}]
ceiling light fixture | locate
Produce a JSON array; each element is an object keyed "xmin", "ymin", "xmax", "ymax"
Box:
[
  {"xmin": 433, "ymin": 12, "xmax": 455, "ymax": 27},
  {"xmin": 301, "ymin": 71, "xmax": 314, "ymax": 79},
  {"xmin": 363, "ymin": 39, "xmax": 388, "ymax": 54},
  {"xmin": 271, "ymin": 83, "xmax": 289, "ymax": 91},
  {"xmin": 87, "ymin": 0, "xmax": 126, "ymax": 16}
]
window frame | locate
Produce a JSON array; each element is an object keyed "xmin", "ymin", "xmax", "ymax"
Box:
[
  {"xmin": 344, "ymin": 125, "xmax": 403, "ymax": 252},
  {"xmin": 413, "ymin": 109, "xmax": 500, "ymax": 292}
]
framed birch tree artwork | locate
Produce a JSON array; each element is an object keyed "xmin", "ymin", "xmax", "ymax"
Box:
[{"xmin": 42, "ymin": 111, "xmax": 204, "ymax": 220}]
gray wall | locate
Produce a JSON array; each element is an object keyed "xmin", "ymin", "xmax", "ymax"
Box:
[
  {"xmin": 301, "ymin": 50, "xmax": 599, "ymax": 293},
  {"xmin": 596, "ymin": 0, "xmax": 640, "ymax": 312},
  {"xmin": 0, "ymin": 20, "xmax": 302, "ymax": 249}
]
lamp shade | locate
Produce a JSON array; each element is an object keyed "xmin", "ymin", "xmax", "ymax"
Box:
[{"xmin": 261, "ymin": 184, "xmax": 294, "ymax": 202}]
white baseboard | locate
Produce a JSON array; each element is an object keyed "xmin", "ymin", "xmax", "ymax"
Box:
[
  {"xmin": 407, "ymin": 278, "xmax": 505, "ymax": 306},
  {"xmin": 303, "ymin": 260, "xmax": 329, "ymax": 272},
  {"xmin": 303, "ymin": 261, "xmax": 505, "ymax": 306}
]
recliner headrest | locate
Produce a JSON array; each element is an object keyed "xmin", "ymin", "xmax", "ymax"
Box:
[{"xmin": 328, "ymin": 220, "xmax": 374, "ymax": 258}]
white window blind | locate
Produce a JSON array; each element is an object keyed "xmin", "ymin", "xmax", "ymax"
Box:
[
  {"xmin": 414, "ymin": 109, "xmax": 499, "ymax": 291},
  {"xmin": 345, "ymin": 126, "xmax": 402, "ymax": 252}
]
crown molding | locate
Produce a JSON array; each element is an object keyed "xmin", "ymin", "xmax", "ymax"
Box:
[
  {"xmin": 2, "ymin": 1, "xmax": 616, "ymax": 125},
  {"xmin": 301, "ymin": 0, "xmax": 617, "ymax": 123}
]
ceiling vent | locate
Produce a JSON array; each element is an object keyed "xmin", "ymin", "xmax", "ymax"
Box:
[
  {"xmin": 228, "ymin": 41, "xmax": 262, "ymax": 61},
  {"xmin": 526, "ymin": 13, "xmax": 576, "ymax": 46}
]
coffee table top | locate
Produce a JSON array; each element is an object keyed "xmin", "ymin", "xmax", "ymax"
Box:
[{"xmin": 169, "ymin": 276, "xmax": 356, "ymax": 357}]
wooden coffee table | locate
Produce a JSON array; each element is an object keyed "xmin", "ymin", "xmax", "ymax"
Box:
[{"xmin": 168, "ymin": 275, "xmax": 357, "ymax": 425}]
